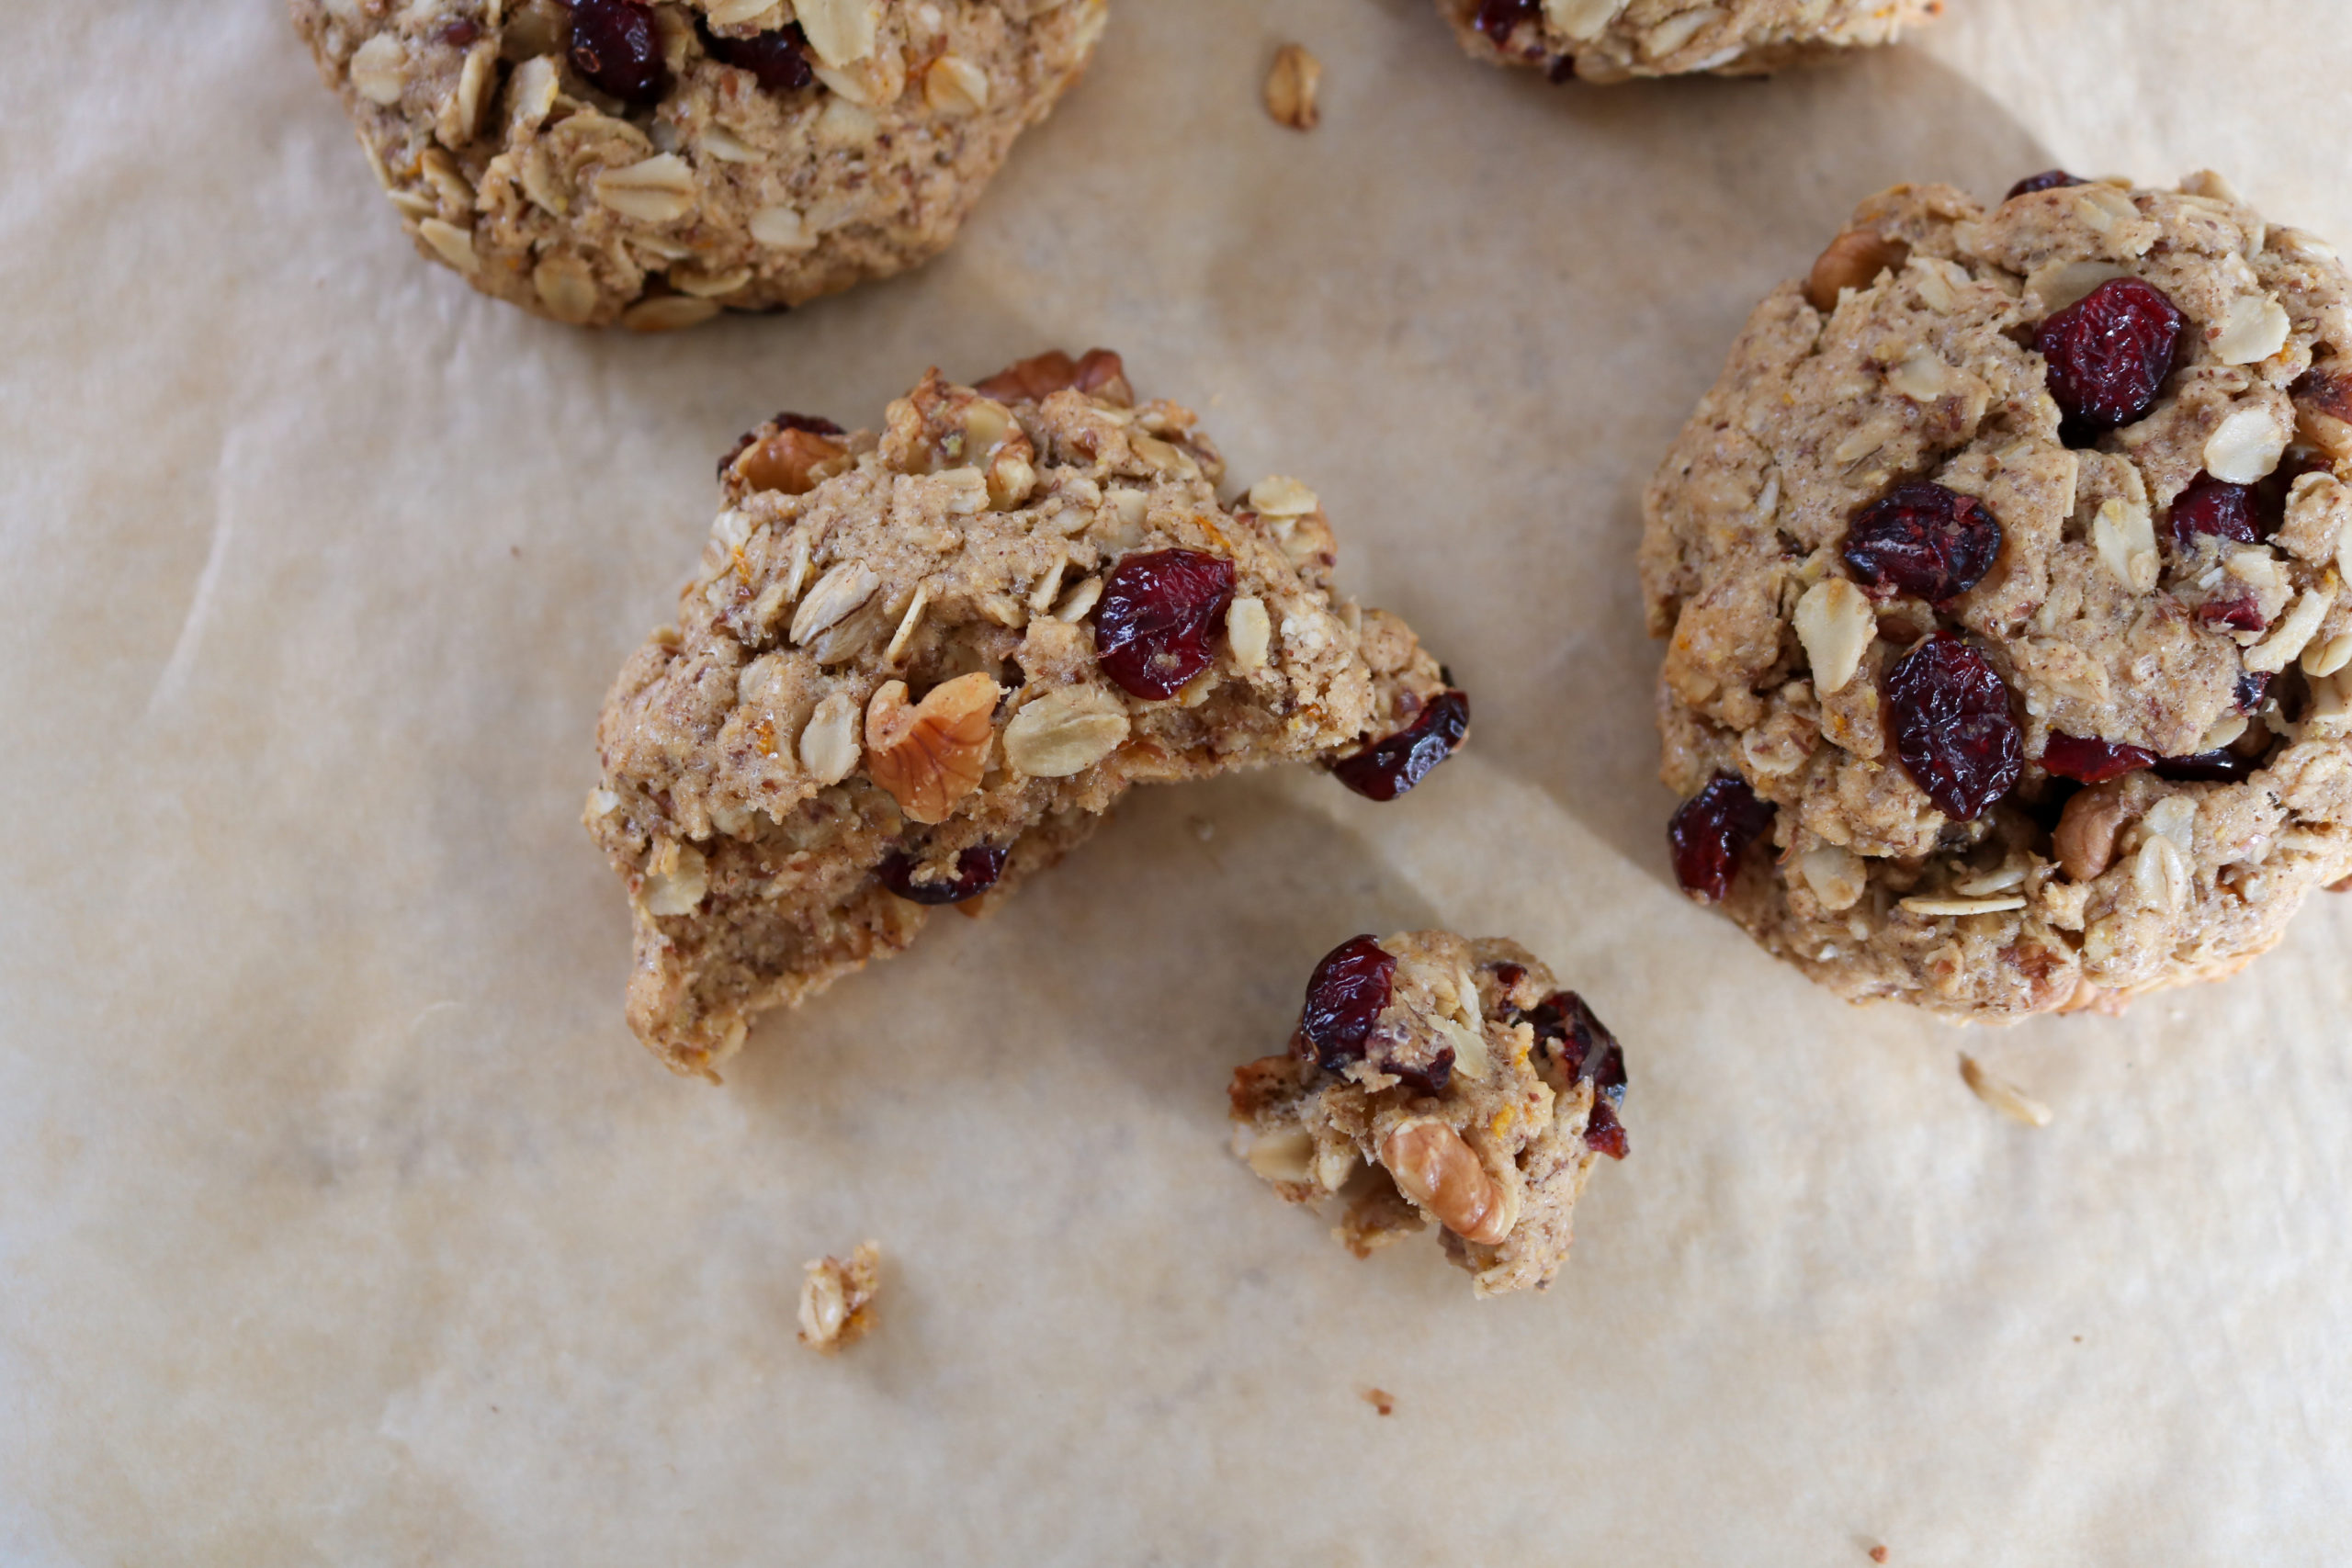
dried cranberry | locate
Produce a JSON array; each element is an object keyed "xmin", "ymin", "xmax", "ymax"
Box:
[
  {"xmin": 1298, "ymin": 935, "xmax": 1396, "ymax": 1071},
  {"xmin": 1473, "ymin": 0, "xmax": 1542, "ymax": 43},
  {"xmin": 1668, "ymin": 773, "xmax": 1776, "ymax": 902},
  {"xmin": 1487, "ymin": 961, "xmax": 1527, "ymax": 991},
  {"xmin": 1885, "ymin": 634, "xmax": 2022, "ymax": 819},
  {"xmin": 1841, "ymin": 481, "xmax": 2003, "ymax": 603},
  {"xmin": 2007, "ymin": 170, "xmax": 2084, "ymax": 198},
  {"xmin": 2154, "ymin": 749, "xmax": 2262, "ymax": 783},
  {"xmin": 567, "ymin": 0, "xmax": 668, "ymax": 105},
  {"xmin": 438, "ymin": 17, "xmax": 482, "ymax": 45},
  {"xmin": 1519, "ymin": 989, "xmax": 1625, "ymax": 1156},
  {"xmin": 1091, "ymin": 549, "xmax": 1236, "ymax": 700},
  {"xmin": 2035, "ymin": 277, "xmax": 2183, "ymax": 439},
  {"xmin": 1378, "ymin": 1044, "xmax": 1455, "ymax": 1097},
  {"xmin": 1332, "ymin": 691, "xmax": 1471, "ymax": 802},
  {"xmin": 2234, "ymin": 671, "xmax": 2273, "ymax": 714},
  {"xmin": 876, "ymin": 845, "xmax": 1005, "ymax": 905},
  {"xmin": 2166, "ymin": 472, "xmax": 2260, "ymax": 550},
  {"xmin": 1584, "ymin": 1099, "xmax": 1629, "ymax": 1160},
  {"xmin": 1524, "ymin": 992, "xmax": 1620, "ymax": 1085},
  {"xmin": 2040, "ymin": 731, "xmax": 2154, "ymax": 784},
  {"xmin": 2196, "ymin": 592, "xmax": 2268, "ymax": 634},
  {"xmin": 702, "ymin": 21, "xmax": 814, "ymax": 92}
]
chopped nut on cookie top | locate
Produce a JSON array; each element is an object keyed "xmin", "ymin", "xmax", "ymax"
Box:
[
  {"xmin": 588, "ymin": 353, "xmax": 1467, "ymax": 1077},
  {"xmin": 1438, "ymin": 0, "xmax": 1940, "ymax": 85},
  {"xmin": 1641, "ymin": 173, "xmax": 2352, "ymax": 1021},
  {"xmin": 1231, "ymin": 931, "xmax": 1625, "ymax": 1297},
  {"xmin": 287, "ymin": 0, "xmax": 1108, "ymax": 327}
]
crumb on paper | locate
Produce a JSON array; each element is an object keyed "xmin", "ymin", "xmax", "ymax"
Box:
[
  {"xmin": 1869, "ymin": 1546, "xmax": 1889, "ymax": 1563},
  {"xmin": 1264, "ymin": 43, "xmax": 1321, "ymax": 131},
  {"xmin": 1360, "ymin": 1386, "xmax": 1395, "ymax": 1416},
  {"xmin": 797, "ymin": 1240, "xmax": 880, "ymax": 1355},
  {"xmin": 1959, "ymin": 1054, "xmax": 2052, "ymax": 1127}
]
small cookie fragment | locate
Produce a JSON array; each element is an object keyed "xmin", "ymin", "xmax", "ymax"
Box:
[
  {"xmin": 1230, "ymin": 931, "xmax": 1627, "ymax": 1297},
  {"xmin": 589, "ymin": 354, "xmax": 1467, "ymax": 1077},
  {"xmin": 798, "ymin": 1240, "xmax": 881, "ymax": 1355},
  {"xmin": 287, "ymin": 0, "xmax": 1108, "ymax": 326},
  {"xmin": 1264, "ymin": 43, "xmax": 1321, "ymax": 131},
  {"xmin": 1958, "ymin": 1054, "xmax": 2052, "ymax": 1128},
  {"xmin": 1642, "ymin": 172, "xmax": 2352, "ymax": 1021},
  {"xmin": 1438, "ymin": 0, "xmax": 1940, "ymax": 85}
]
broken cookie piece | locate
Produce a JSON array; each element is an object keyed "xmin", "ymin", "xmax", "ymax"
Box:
[
  {"xmin": 1439, "ymin": 0, "xmax": 1939, "ymax": 85},
  {"xmin": 287, "ymin": 0, "xmax": 1108, "ymax": 328},
  {"xmin": 589, "ymin": 353, "xmax": 1466, "ymax": 1077},
  {"xmin": 798, "ymin": 1240, "xmax": 880, "ymax": 1355},
  {"xmin": 1642, "ymin": 172, "xmax": 2352, "ymax": 1020},
  {"xmin": 1229, "ymin": 931, "xmax": 1626, "ymax": 1297}
]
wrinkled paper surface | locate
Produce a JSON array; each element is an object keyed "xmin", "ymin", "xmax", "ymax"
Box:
[{"xmin": 4, "ymin": 1, "xmax": 2349, "ymax": 1561}]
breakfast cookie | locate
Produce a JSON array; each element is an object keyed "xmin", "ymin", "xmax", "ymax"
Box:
[
  {"xmin": 1440, "ymin": 0, "xmax": 1939, "ymax": 85},
  {"xmin": 288, "ymin": 0, "xmax": 1105, "ymax": 327},
  {"xmin": 1229, "ymin": 932, "xmax": 1626, "ymax": 1297},
  {"xmin": 588, "ymin": 352, "xmax": 1468, "ymax": 1077},
  {"xmin": 1641, "ymin": 172, "xmax": 2352, "ymax": 1021}
]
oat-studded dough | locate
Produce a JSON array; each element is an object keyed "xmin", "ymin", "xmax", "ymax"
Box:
[
  {"xmin": 1641, "ymin": 173, "xmax": 2352, "ymax": 1021},
  {"xmin": 1229, "ymin": 932, "xmax": 1627, "ymax": 1297},
  {"xmin": 288, "ymin": 0, "xmax": 1105, "ymax": 328},
  {"xmin": 589, "ymin": 353, "xmax": 1463, "ymax": 1077},
  {"xmin": 1438, "ymin": 0, "xmax": 1939, "ymax": 85}
]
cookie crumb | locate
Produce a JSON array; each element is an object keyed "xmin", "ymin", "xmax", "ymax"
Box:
[
  {"xmin": 1360, "ymin": 1386, "xmax": 1395, "ymax": 1416},
  {"xmin": 1959, "ymin": 1054, "xmax": 2052, "ymax": 1128},
  {"xmin": 1264, "ymin": 43, "xmax": 1321, "ymax": 131},
  {"xmin": 1870, "ymin": 1547, "xmax": 1890, "ymax": 1563},
  {"xmin": 797, "ymin": 1240, "xmax": 881, "ymax": 1355}
]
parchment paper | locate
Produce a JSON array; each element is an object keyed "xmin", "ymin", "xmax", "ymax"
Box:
[{"xmin": 5, "ymin": 2, "xmax": 2350, "ymax": 1561}]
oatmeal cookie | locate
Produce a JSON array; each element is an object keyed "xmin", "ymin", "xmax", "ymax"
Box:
[
  {"xmin": 1641, "ymin": 172, "xmax": 2352, "ymax": 1021},
  {"xmin": 1439, "ymin": 0, "xmax": 1939, "ymax": 85},
  {"xmin": 1229, "ymin": 932, "xmax": 1626, "ymax": 1297},
  {"xmin": 288, "ymin": 0, "xmax": 1105, "ymax": 328},
  {"xmin": 589, "ymin": 352, "xmax": 1467, "ymax": 1077}
]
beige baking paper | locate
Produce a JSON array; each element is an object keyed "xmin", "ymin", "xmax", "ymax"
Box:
[{"xmin": 4, "ymin": 1, "xmax": 2349, "ymax": 1561}]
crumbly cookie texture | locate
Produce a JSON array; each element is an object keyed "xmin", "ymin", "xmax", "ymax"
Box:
[
  {"xmin": 288, "ymin": 0, "xmax": 1105, "ymax": 328},
  {"xmin": 589, "ymin": 353, "xmax": 1463, "ymax": 1077},
  {"xmin": 1641, "ymin": 172, "xmax": 2352, "ymax": 1021},
  {"xmin": 797, "ymin": 1240, "xmax": 880, "ymax": 1353},
  {"xmin": 1229, "ymin": 932, "xmax": 1627, "ymax": 1297},
  {"xmin": 1439, "ymin": 0, "xmax": 1939, "ymax": 85}
]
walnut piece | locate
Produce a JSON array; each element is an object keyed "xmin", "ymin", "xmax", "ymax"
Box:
[
  {"xmin": 731, "ymin": 426, "xmax": 851, "ymax": 496},
  {"xmin": 1378, "ymin": 1118, "xmax": 1510, "ymax": 1246},
  {"xmin": 863, "ymin": 671, "xmax": 1001, "ymax": 823},
  {"xmin": 1804, "ymin": 228, "xmax": 1911, "ymax": 312},
  {"xmin": 1264, "ymin": 43, "xmax": 1321, "ymax": 131}
]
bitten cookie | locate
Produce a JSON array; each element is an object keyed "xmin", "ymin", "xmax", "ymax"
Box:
[
  {"xmin": 1641, "ymin": 172, "xmax": 2352, "ymax": 1021},
  {"xmin": 288, "ymin": 0, "xmax": 1105, "ymax": 328},
  {"xmin": 1439, "ymin": 0, "xmax": 1939, "ymax": 85},
  {"xmin": 1229, "ymin": 932, "xmax": 1626, "ymax": 1297},
  {"xmin": 588, "ymin": 352, "xmax": 1469, "ymax": 1077}
]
